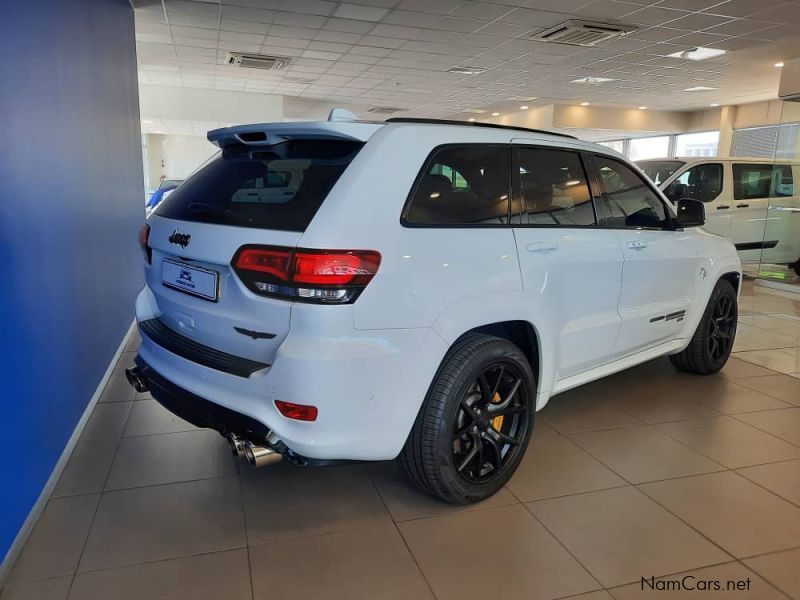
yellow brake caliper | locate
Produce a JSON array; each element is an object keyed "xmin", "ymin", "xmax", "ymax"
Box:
[{"xmin": 491, "ymin": 392, "xmax": 504, "ymax": 431}]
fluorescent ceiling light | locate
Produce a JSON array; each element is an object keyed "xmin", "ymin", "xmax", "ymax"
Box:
[
  {"xmin": 638, "ymin": 106, "xmax": 647, "ymax": 110},
  {"xmin": 709, "ymin": 103, "xmax": 720, "ymax": 107},
  {"xmin": 448, "ymin": 66, "xmax": 487, "ymax": 75},
  {"xmin": 491, "ymin": 112, "xmax": 500, "ymax": 116},
  {"xmin": 520, "ymin": 105, "xmax": 529, "ymax": 110},
  {"xmin": 667, "ymin": 47, "xmax": 726, "ymax": 61},
  {"xmin": 579, "ymin": 101, "xmax": 590, "ymax": 106},
  {"xmin": 142, "ymin": 119, "xmax": 154, "ymax": 124},
  {"xmin": 468, "ymin": 117, "xmax": 476, "ymax": 122},
  {"xmin": 684, "ymin": 86, "xmax": 718, "ymax": 92},
  {"xmin": 774, "ymin": 62, "xmax": 785, "ymax": 67},
  {"xmin": 571, "ymin": 76, "xmax": 616, "ymax": 84}
]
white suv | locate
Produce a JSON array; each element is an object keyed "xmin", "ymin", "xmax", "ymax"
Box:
[{"xmin": 128, "ymin": 116, "xmax": 741, "ymax": 504}]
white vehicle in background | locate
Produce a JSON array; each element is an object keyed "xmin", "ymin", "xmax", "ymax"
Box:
[
  {"xmin": 638, "ymin": 157, "xmax": 800, "ymax": 275},
  {"xmin": 126, "ymin": 115, "xmax": 741, "ymax": 504}
]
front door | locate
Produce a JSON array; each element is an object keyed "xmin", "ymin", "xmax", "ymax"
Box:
[{"xmin": 590, "ymin": 154, "xmax": 698, "ymax": 358}]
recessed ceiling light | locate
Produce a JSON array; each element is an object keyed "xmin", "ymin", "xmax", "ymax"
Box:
[
  {"xmin": 579, "ymin": 102, "xmax": 590, "ymax": 106},
  {"xmin": 448, "ymin": 66, "xmax": 487, "ymax": 75},
  {"xmin": 774, "ymin": 62, "xmax": 785, "ymax": 67},
  {"xmin": 638, "ymin": 106, "xmax": 647, "ymax": 110},
  {"xmin": 491, "ymin": 112, "xmax": 500, "ymax": 116},
  {"xmin": 684, "ymin": 86, "xmax": 718, "ymax": 92},
  {"xmin": 468, "ymin": 117, "xmax": 476, "ymax": 122},
  {"xmin": 571, "ymin": 76, "xmax": 616, "ymax": 84},
  {"xmin": 520, "ymin": 105, "xmax": 529, "ymax": 110},
  {"xmin": 709, "ymin": 103, "xmax": 720, "ymax": 107},
  {"xmin": 667, "ymin": 47, "xmax": 726, "ymax": 61}
]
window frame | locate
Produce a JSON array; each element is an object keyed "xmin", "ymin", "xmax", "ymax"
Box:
[
  {"xmin": 585, "ymin": 153, "xmax": 677, "ymax": 232},
  {"xmin": 511, "ymin": 144, "xmax": 598, "ymax": 228},
  {"xmin": 400, "ymin": 143, "xmax": 513, "ymax": 229},
  {"xmin": 665, "ymin": 162, "xmax": 724, "ymax": 204}
]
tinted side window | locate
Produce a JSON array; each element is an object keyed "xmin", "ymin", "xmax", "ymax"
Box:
[
  {"xmin": 733, "ymin": 164, "xmax": 772, "ymax": 200},
  {"xmin": 594, "ymin": 156, "xmax": 669, "ymax": 229},
  {"xmin": 772, "ymin": 165, "xmax": 794, "ymax": 197},
  {"xmin": 404, "ymin": 146, "xmax": 511, "ymax": 225},
  {"xmin": 665, "ymin": 163, "xmax": 723, "ymax": 203},
  {"xmin": 517, "ymin": 147, "xmax": 594, "ymax": 226}
]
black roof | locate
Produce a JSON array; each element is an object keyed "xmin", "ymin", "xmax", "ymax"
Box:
[{"xmin": 384, "ymin": 117, "xmax": 577, "ymax": 140}]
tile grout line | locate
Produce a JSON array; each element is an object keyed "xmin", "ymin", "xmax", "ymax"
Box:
[{"xmin": 235, "ymin": 461, "xmax": 256, "ymax": 600}]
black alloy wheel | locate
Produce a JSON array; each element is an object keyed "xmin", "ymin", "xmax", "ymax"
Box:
[{"xmin": 708, "ymin": 293, "xmax": 736, "ymax": 362}]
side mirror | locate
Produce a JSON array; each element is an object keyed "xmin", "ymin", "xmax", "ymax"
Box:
[{"xmin": 676, "ymin": 198, "xmax": 705, "ymax": 228}]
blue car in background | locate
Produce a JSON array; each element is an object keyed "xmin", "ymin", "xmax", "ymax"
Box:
[{"xmin": 146, "ymin": 179, "xmax": 183, "ymax": 216}]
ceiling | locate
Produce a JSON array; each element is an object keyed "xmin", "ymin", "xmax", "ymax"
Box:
[{"xmin": 133, "ymin": 0, "xmax": 800, "ymax": 121}]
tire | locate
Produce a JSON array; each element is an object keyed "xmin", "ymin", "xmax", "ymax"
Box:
[
  {"xmin": 400, "ymin": 333, "xmax": 536, "ymax": 504},
  {"xmin": 669, "ymin": 279, "xmax": 738, "ymax": 375},
  {"xmin": 793, "ymin": 260, "xmax": 800, "ymax": 277}
]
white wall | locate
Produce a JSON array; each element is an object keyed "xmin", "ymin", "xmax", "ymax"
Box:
[{"xmin": 145, "ymin": 134, "xmax": 217, "ymax": 190}]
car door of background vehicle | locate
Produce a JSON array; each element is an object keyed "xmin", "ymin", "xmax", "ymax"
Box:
[
  {"xmin": 664, "ymin": 161, "xmax": 731, "ymax": 239},
  {"xmin": 589, "ymin": 154, "xmax": 698, "ymax": 359},
  {"xmin": 731, "ymin": 162, "xmax": 772, "ymax": 263},
  {"xmin": 510, "ymin": 142, "xmax": 624, "ymax": 380},
  {"xmin": 762, "ymin": 164, "xmax": 800, "ymax": 266}
]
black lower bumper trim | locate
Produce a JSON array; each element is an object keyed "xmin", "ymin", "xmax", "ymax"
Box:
[
  {"xmin": 135, "ymin": 356, "xmax": 271, "ymax": 441},
  {"xmin": 139, "ymin": 318, "xmax": 269, "ymax": 378}
]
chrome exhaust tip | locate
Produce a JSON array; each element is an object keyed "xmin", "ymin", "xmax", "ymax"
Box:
[
  {"xmin": 125, "ymin": 367, "xmax": 149, "ymax": 393},
  {"xmin": 227, "ymin": 434, "xmax": 245, "ymax": 457},
  {"xmin": 243, "ymin": 442, "xmax": 283, "ymax": 468}
]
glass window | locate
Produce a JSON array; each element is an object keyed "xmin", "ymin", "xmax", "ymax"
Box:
[
  {"xmin": 599, "ymin": 140, "xmax": 625, "ymax": 154},
  {"xmin": 636, "ymin": 160, "xmax": 685, "ymax": 185},
  {"xmin": 405, "ymin": 145, "xmax": 511, "ymax": 225},
  {"xmin": 156, "ymin": 139, "xmax": 363, "ymax": 231},
  {"xmin": 594, "ymin": 155, "xmax": 669, "ymax": 229},
  {"xmin": 772, "ymin": 165, "xmax": 794, "ymax": 197},
  {"xmin": 733, "ymin": 164, "xmax": 773, "ymax": 200},
  {"xmin": 664, "ymin": 163, "xmax": 723, "ymax": 203},
  {"xmin": 517, "ymin": 147, "xmax": 594, "ymax": 226},
  {"xmin": 628, "ymin": 136, "xmax": 670, "ymax": 161},
  {"xmin": 675, "ymin": 131, "xmax": 720, "ymax": 157}
]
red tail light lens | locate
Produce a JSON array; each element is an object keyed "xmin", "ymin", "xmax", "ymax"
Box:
[
  {"xmin": 139, "ymin": 223, "xmax": 151, "ymax": 264},
  {"xmin": 275, "ymin": 400, "xmax": 318, "ymax": 421},
  {"xmin": 232, "ymin": 246, "xmax": 380, "ymax": 304}
]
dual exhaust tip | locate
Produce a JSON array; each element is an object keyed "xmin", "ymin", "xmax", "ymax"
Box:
[
  {"xmin": 125, "ymin": 367, "xmax": 149, "ymax": 393},
  {"xmin": 228, "ymin": 434, "xmax": 282, "ymax": 468}
]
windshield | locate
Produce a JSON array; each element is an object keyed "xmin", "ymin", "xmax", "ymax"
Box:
[
  {"xmin": 155, "ymin": 139, "xmax": 363, "ymax": 231},
  {"xmin": 636, "ymin": 160, "xmax": 685, "ymax": 186}
]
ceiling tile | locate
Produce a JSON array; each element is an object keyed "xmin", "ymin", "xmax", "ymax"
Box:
[{"xmin": 332, "ymin": 3, "xmax": 391, "ymax": 21}]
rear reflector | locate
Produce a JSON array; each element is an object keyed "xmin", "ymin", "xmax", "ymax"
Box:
[
  {"xmin": 232, "ymin": 246, "xmax": 380, "ymax": 304},
  {"xmin": 275, "ymin": 400, "xmax": 318, "ymax": 421}
]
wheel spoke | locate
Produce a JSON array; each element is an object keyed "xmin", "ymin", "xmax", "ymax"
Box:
[
  {"xmin": 489, "ymin": 378, "xmax": 521, "ymax": 414},
  {"xmin": 481, "ymin": 432, "xmax": 503, "ymax": 471},
  {"xmin": 488, "ymin": 427, "xmax": 520, "ymax": 446},
  {"xmin": 489, "ymin": 366, "xmax": 505, "ymax": 401},
  {"xmin": 456, "ymin": 435, "xmax": 480, "ymax": 473}
]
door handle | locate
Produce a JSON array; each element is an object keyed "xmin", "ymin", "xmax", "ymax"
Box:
[
  {"xmin": 736, "ymin": 203, "xmax": 750, "ymax": 208},
  {"xmin": 717, "ymin": 205, "xmax": 730, "ymax": 210},
  {"xmin": 626, "ymin": 240, "xmax": 648, "ymax": 250},
  {"xmin": 526, "ymin": 242, "xmax": 558, "ymax": 253}
]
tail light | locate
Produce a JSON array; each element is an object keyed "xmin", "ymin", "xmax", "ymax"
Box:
[
  {"xmin": 232, "ymin": 245, "xmax": 380, "ymax": 304},
  {"xmin": 139, "ymin": 223, "xmax": 152, "ymax": 264},
  {"xmin": 275, "ymin": 400, "xmax": 318, "ymax": 421}
]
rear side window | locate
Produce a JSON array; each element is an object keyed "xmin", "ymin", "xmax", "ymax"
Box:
[
  {"xmin": 156, "ymin": 139, "xmax": 363, "ymax": 231},
  {"xmin": 773, "ymin": 165, "xmax": 793, "ymax": 197},
  {"xmin": 404, "ymin": 145, "xmax": 511, "ymax": 225},
  {"xmin": 517, "ymin": 147, "xmax": 594, "ymax": 226},
  {"xmin": 733, "ymin": 164, "xmax": 772, "ymax": 200},
  {"xmin": 664, "ymin": 163, "xmax": 723, "ymax": 203}
]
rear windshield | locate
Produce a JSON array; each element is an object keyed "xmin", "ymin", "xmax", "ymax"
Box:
[
  {"xmin": 636, "ymin": 160, "xmax": 685, "ymax": 186},
  {"xmin": 155, "ymin": 139, "xmax": 363, "ymax": 231}
]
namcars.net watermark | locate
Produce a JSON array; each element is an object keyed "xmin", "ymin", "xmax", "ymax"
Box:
[{"xmin": 642, "ymin": 575, "xmax": 752, "ymax": 592}]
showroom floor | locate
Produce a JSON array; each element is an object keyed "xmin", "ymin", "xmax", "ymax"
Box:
[{"xmin": 3, "ymin": 280, "xmax": 800, "ymax": 600}]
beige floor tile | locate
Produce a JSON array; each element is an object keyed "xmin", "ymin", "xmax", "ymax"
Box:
[
  {"xmin": 80, "ymin": 402, "xmax": 132, "ymax": 441},
  {"xmin": 740, "ymin": 315, "xmax": 800, "ymax": 334},
  {"xmin": 639, "ymin": 471, "xmax": 800, "ymax": 558},
  {"xmin": 609, "ymin": 562, "xmax": 784, "ymax": 599},
  {"xmin": 122, "ymin": 399, "xmax": 197, "ymax": 437},
  {"xmin": 367, "ymin": 460, "xmax": 518, "ymax": 522},
  {"xmin": 608, "ymin": 393, "xmax": 720, "ymax": 424},
  {"xmin": 656, "ymin": 416, "xmax": 800, "ymax": 468},
  {"xmin": 69, "ymin": 549, "xmax": 251, "ymax": 600},
  {"xmin": 744, "ymin": 548, "xmax": 800, "ymax": 599},
  {"xmin": 79, "ymin": 478, "xmax": 245, "ymax": 572},
  {"xmin": 242, "ymin": 463, "xmax": 390, "ymax": 545},
  {"xmin": 733, "ymin": 327, "xmax": 800, "ymax": 352},
  {"xmin": 10, "ymin": 495, "xmax": 100, "ymax": 582},
  {"xmin": 568, "ymin": 425, "xmax": 724, "ymax": 484},
  {"xmin": 508, "ymin": 425, "xmax": 626, "ymax": 501},
  {"xmin": 719, "ymin": 357, "xmax": 780, "ymax": 379},
  {"xmin": 737, "ymin": 459, "xmax": 800, "ymax": 506},
  {"xmin": 0, "ymin": 576, "xmax": 72, "ymax": 600},
  {"xmin": 251, "ymin": 525, "xmax": 434, "ymax": 600},
  {"xmin": 564, "ymin": 592, "xmax": 615, "ymax": 600},
  {"xmin": 736, "ymin": 407, "xmax": 800, "ymax": 446},
  {"xmin": 733, "ymin": 349, "xmax": 800, "ymax": 375},
  {"xmin": 527, "ymin": 487, "xmax": 730, "ymax": 588},
  {"xmin": 688, "ymin": 379, "xmax": 790, "ymax": 414},
  {"xmin": 735, "ymin": 373, "xmax": 800, "ymax": 406},
  {"xmin": 400, "ymin": 504, "xmax": 600, "ymax": 600},
  {"xmin": 539, "ymin": 388, "xmax": 643, "ymax": 434}
]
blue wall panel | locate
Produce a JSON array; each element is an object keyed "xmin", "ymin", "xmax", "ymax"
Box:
[{"xmin": 0, "ymin": 0, "xmax": 143, "ymax": 563}]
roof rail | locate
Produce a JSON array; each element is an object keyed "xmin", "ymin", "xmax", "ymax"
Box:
[{"xmin": 384, "ymin": 117, "xmax": 577, "ymax": 140}]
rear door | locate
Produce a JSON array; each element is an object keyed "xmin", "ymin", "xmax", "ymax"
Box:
[
  {"xmin": 145, "ymin": 137, "xmax": 364, "ymax": 365},
  {"xmin": 731, "ymin": 162, "xmax": 773, "ymax": 263},
  {"xmin": 511, "ymin": 142, "xmax": 623, "ymax": 379},
  {"xmin": 589, "ymin": 154, "xmax": 698, "ymax": 357}
]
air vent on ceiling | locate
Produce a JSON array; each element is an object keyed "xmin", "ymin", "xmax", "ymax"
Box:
[
  {"xmin": 367, "ymin": 106, "xmax": 404, "ymax": 115},
  {"xmin": 534, "ymin": 20, "xmax": 635, "ymax": 46},
  {"xmin": 224, "ymin": 52, "xmax": 289, "ymax": 70}
]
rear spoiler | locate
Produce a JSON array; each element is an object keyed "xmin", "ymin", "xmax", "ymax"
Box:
[{"xmin": 207, "ymin": 122, "xmax": 383, "ymax": 148}]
